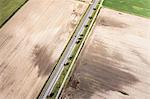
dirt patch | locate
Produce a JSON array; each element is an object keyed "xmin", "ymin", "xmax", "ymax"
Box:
[
  {"xmin": 131, "ymin": 49, "xmax": 150, "ymax": 65},
  {"xmin": 0, "ymin": 62, "xmax": 8, "ymax": 75},
  {"xmin": 62, "ymin": 40, "xmax": 139, "ymax": 99},
  {"xmin": 96, "ymin": 16, "xmax": 128, "ymax": 28}
]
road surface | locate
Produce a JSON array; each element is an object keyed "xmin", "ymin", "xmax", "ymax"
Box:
[{"xmin": 38, "ymin": 0, "xmax": 101, "ymax": 98}]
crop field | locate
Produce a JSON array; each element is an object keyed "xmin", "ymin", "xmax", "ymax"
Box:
[
  {"xmin": 103, "ymin": 0, "xmax": 150, "ymax": 18},
  {"xmin": 0, "ymin": 0, "xmax": 88, "ymax": 98},
  {"xmin": 0, "ymin": 0, "xmax": 28, "ymax": 27},
  {"xmin": 62, "ymin": 8, "xmax": 150, "ymax": 99}
]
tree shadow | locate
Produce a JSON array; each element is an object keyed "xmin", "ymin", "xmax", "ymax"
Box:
[
  {"xmin": 32, "ymin": 44, "xmax": 54, "ymax": 77},
  {"xmin": 62, "ymin": 38, "xmax": 139, "ymax": 99}
]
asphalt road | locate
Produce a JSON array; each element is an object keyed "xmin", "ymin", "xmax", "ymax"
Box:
[{"xmin": 38, "ymin": 0, "xmax": 101, "ymax": 98}]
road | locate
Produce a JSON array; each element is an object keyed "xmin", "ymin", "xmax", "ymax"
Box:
[{"xmin": 38, "ymin": 0, "xmax": 101, "ymax": 98}]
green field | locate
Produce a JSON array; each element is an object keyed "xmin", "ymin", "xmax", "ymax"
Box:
[
  {"xmin": 0, "ymin": 0, "xmax": 28, "ymax": 28},
  {"xmin": 103, "ymin": 0, "xmax": 150, "ymax": 18}
]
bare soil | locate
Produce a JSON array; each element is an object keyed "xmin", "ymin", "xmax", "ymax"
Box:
[
  {"xmin": 62, "ymin": 8, "xmax": 150, "ymax": 99},
  {"xmin": 0, "ymin": 0, "xmax": 88, "ymax": 99}
]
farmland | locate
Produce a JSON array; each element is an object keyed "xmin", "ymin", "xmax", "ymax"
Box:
[
  {"xmin": 103, "ymin": 0, "xmax": 150, "ymax": 18},
  {"xmin": 62, "ymin": 5, "xmax": 150, "ymax": 99},
  {"xmin": 0, "ymin": 0, "xmax": 28, "ymax": 27},
  {"xmin": 0, "ymin": 0, "xmax": 88, "ymax": 98},
  {"xmin": 0, "ymin": 0, "xmax": 150, "ymax": 99}
]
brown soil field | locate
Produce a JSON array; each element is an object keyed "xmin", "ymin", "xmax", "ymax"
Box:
[
  {"xmin": 62, "ymin": 8, "xmax": 150, "ymax": 99},
  {"xmin": 0, "ymin": 0, "xmax": 88, "ymax": 99}
]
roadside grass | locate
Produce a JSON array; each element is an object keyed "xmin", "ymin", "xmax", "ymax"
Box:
[
  {"xmin": 0, "ymin": 0, "xmax": 28, "ymax": 28},
  {"xmin": 49, "ymin": 28, "xmax": 83, "ymax": 99},
  {"xmin": 103, "ymin": 0, "xmax": 150, "ymax": 18},
  {"xmin": 37, "ymin": 3, "xmax": 91, "ymax": 99},
  {"xmin": 47, "ymin": 65, "xmax": 69, "ymax": 99},
  {"xmin": 49, "ymin": 2, "xmax": 102, "ymax": 99}
]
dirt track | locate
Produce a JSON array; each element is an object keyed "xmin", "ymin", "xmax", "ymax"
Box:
[
  {"xmin": 0, "ymin": 0, "xmax": 88, "ymax": 99},
  {"xmin": 62, "ymin": 8, "xmax": 150, "ymax": 99}
]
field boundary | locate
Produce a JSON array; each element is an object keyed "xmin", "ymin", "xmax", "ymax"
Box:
[{"xmin": 0, "ymin": 0, "xmax": 29, "ymax": 28}]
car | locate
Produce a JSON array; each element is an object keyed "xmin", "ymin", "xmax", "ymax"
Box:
[
  {"xmin": 84, "ymin": 24, "xmax": 89, "ymax": 28},
  {"xmin": 80, "ymin": 34, "xmax": 84, "ymax": 36},
  {"xmin": 76, "ymin": 40, "xmax": 80, "ymax": 44},
  {"xmin": 64, "ymin": 62, "xmax": 69, "ymax": 66},
  {"xmin": 69, "ymin": 56, "xmax": 73, "ymax": 60},
  {"xmin": 89, "ymin": 16, "xmax": 93, "ymax": 19},
  {"xmin": 93, "ymin": 8, "xmax": 97, "ymax": 10},
  {"xmin": 78, "ymin": 37, "xmax": 82, "ymax": 40}
]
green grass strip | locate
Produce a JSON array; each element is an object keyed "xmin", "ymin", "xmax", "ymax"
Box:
[
  {"xmin": 103, "ymin": 0, "xmax": 150, "ymax": 18},
  {"xmin": 37, "ymin": 3, "xmax": 91, "ymax": 99},
  {"xmin": 49, "ymin": 1, "xmax": 103, "ymax": 98},
  {"xmin": 0, "ymin": 0, "xmax": 28, "ymax": 28}
]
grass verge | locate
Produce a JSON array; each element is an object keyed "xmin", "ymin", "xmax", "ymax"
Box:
[
  {"xmin": 37, "ymin": 3, "xmax": 91, "ymax": 99},
  {"xmin": 49, "ymin": 1, "xmax": 103, "ymax": 99}
]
